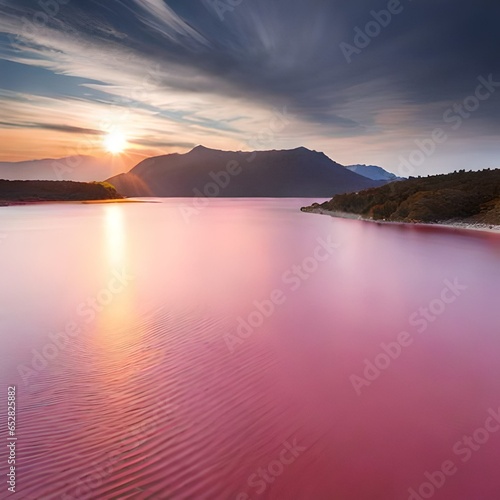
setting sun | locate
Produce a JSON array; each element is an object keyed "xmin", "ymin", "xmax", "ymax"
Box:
[{"xmin": 103, "ymin": 130, "xmax": 127, "ymax": 154}]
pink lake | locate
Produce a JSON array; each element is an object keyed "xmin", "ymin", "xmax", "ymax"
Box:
[{"xmin": 1, "ymin": 198, "xmax": 500, "ymax": 499}]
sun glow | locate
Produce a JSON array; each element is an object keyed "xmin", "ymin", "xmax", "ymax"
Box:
[{"xmin": 103, "ymin": 130, "xmax": 128, "ymax": 154}]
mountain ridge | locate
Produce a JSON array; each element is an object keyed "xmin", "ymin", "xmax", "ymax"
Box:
[
  {"xmin": 345, "ymin": 164, "xmax": 403, "ymax": 182},
  {"xmin": 107, "ymin": 146, "xmax": 386, "ymax": 198},
  {"xmin": 0, "ymin": 155, "xmax": 115, "ymax": 182}
]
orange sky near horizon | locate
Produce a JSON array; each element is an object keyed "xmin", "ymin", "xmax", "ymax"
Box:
[{"xmin": 0, "ymin": 128, "xmax": 183, "ymax": 172}]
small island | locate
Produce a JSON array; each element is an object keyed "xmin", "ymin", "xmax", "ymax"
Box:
[
  {"xmin": 0, "ymin": 180, "xmax": 123, "ymax": 206},
  {"xmin": 302, "ymin": 168, "xmax": 500, "ymax": 229}
]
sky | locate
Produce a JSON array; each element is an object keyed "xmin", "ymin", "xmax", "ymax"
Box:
[{"xmin": 0, "ymin": 0, "xmax": 499, "ymax": 177}]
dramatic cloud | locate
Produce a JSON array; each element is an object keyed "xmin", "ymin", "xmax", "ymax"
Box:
[{"xmin": 0, "ymin": 0, "xmax": 498, "ymax": 174}]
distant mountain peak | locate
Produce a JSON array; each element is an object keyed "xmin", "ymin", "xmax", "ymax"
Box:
[
  {"xmin": 190, "ymin": 145, "xmax": 213, "ymax": 152},
  {"xmin": 346, "ymin": 164, "xmax": 403, "ymax": 182}
]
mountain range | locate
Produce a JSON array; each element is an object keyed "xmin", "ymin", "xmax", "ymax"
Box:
[
  {"xmin": 345, "ymin": 164, "xmax": 403, "ymax": 182},
  {"xmin": 106, "ymin": 146, "xmax": 389, "ymax": 197},
  {"xmin": 0, "ymin": 147, "xmax": 400, "ymax": 198},
  {"xmin": 0, "ymin": 156, "xmax": 114, "ymax": 182}
]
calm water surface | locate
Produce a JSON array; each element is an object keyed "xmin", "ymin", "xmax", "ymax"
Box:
[{"xmin": 1, "ymin": 198, "xmax": 500, "ymax": 499}]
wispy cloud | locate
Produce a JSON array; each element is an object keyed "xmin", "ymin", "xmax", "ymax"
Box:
[{"xmin": 130, "ymin": 0, "xmax": 209, "ymax": 46}]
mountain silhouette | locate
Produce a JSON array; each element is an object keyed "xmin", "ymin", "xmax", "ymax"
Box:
[{"xmin": 106, "ymin": 146, "xmax": 385, "ymax": 197}]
